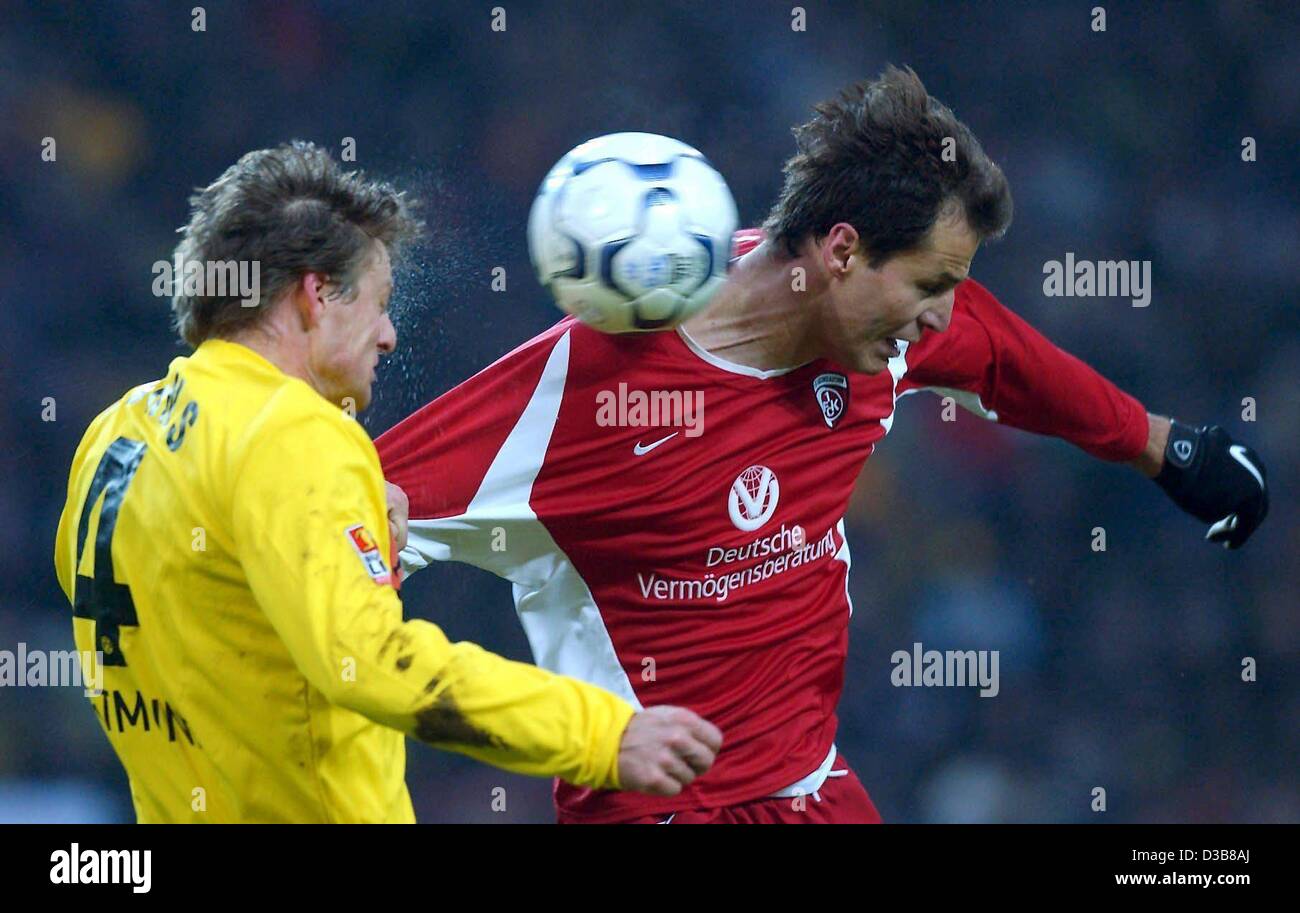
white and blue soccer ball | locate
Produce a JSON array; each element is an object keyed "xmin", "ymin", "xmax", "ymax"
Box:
[{"xmin": 527, "ymin": 132, "xmax": 738, "ymax": 333}]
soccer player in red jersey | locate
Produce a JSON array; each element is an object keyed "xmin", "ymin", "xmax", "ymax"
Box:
[{"xmin": 377, "ymin": 67, "xmax": 1267, "ymax": 823}]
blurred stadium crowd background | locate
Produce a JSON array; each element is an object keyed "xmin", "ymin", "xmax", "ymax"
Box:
[{"xmin": 1, "ymin": 1, "xmax": 1296, "ymax": 822}]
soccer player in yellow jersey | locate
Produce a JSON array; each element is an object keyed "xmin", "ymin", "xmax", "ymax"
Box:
[{"xmin": 53, "ymin": 142, "xmax": 721, "ymax": 823}]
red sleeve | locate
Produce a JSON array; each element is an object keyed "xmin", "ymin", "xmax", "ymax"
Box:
[
  {"xmin": 376, "ymin": 320, "xmax": 569, "ymax": 521},
  {"xmin": 900, "ymin": 278, "xmax": 1150, "ymax": 462}
]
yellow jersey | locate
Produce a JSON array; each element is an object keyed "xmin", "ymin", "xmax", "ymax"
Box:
[{"xmin": 54, "ymin": 338, "xmax": 634, "ymax": 822}]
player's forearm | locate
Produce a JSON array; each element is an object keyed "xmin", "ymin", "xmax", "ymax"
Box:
[
  {"xmin": 331, "ymin": 615, "xmax": 633, "ymax": 789},
  {"xmin": 404, "ymin": 635, "xmax": 635, "ymax": 790},
  {"xmin": 1128, "ymin": 412, "xmax": 1170, "ymax": 478},
  {"xmin": 919, "ymin": 280, "xmax": 1151, "ymax": 461}
]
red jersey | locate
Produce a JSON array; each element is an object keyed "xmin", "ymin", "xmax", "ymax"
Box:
[{"xmin": 376, "ymin": 230, "xmax": 1149, "ymax": 822}]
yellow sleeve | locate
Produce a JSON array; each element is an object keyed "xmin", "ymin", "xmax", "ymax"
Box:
[{"xmin": 229, "ymin": 390, "xmax": 635, "ymax": 790}]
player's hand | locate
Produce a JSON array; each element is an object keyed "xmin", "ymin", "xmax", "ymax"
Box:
[
  {"xmin": 616, "ymin": 705, "xmax": 723, "ymax": 796},
  {"xmin": 1154, "ymin": 420, "xmax": 1268, "ymax": 549},
  {"xmin": 384, "ymin": 480, "xmax": 409, "ymax": 554}
]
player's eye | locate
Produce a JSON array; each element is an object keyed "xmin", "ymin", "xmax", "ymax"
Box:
[{"xmin": 920, "ymin": 278, "xmax": 957, "ymax": 297}]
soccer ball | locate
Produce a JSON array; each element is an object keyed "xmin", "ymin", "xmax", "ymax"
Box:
[{"xmin": 527, "ymin": 132, "xmax": 738, "ymax": 333}]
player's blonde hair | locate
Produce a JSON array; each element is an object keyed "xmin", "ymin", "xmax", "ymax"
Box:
[{"xmin": 170, "ymin": 141, "xmax": 423, "ymax": 348}]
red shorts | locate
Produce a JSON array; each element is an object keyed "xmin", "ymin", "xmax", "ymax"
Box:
[{"xmin": 609, "ymin": 755, "xmax": 883, "ymax": 824}]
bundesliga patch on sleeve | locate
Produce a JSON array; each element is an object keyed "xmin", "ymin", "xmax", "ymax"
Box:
[{"xmin": 345, "ymin": 524, "xmax": 391, "ymax": 585}]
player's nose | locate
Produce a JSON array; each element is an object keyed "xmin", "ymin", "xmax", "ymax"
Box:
[
  {"xmin": 919, "ymin": 295, "xmax": 954, "ymax": 334},
  {"xmin": 378, "ymin": 312, "xmax": 397, "ymax": 353}
]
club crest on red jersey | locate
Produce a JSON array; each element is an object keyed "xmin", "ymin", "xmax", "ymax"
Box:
[{"xmin": 813, "ymin": 372, "xmax": 849, "ymax": 428}]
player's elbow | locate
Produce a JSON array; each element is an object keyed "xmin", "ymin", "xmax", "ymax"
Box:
[
  {"xmin": 302, "ymin": 646, "xmax": 387, "ymax": 718},
  {"xmin": 318, "ymin": 675, "xmax": 409, "ymax": 733},
  {"xmin": 310, "ymin": 667, "xmax": 360, "ymax": 713}
]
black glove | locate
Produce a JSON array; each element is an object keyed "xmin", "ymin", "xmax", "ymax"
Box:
[{"xmin": 1155, "ymin": 419, "xmax": 1268, "ymax": 549}]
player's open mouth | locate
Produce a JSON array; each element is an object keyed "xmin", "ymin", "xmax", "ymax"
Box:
[{"xmin": 881, "ymin": 337, "xmax": 900, "ymax": 358}]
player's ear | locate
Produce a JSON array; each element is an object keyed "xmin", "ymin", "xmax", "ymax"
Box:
[
  {"xmin": 293, "ymin": 272, "xmax": 331, "ymax": 330},
  {"xmin": 822, "ymin": 223, "xmax": 859, "ymax": 277}
]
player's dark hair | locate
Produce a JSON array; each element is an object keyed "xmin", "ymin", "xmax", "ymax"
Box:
[
  {"xmin": 762, "ymin": 65, "xmax": 1012, "ymax": 266},
  {"xmin": 169, "ymin": 140, "xmax": 423, "ymax": 348}
]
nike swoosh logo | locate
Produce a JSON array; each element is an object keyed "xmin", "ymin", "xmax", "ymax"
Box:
[
  {"xmin": 633, "ymin": 432, "xmax": 679, "ymax": 456},
  {"xmin": 1228, "ymin": 444, "xmax": 1265, "ymax": 490}
]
